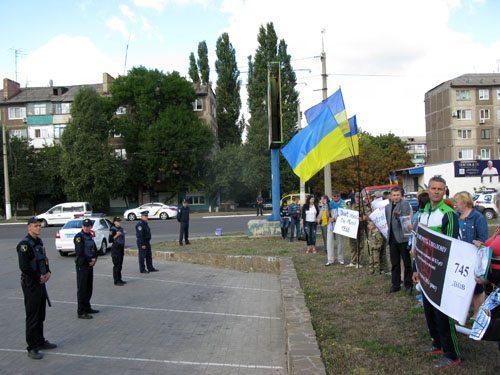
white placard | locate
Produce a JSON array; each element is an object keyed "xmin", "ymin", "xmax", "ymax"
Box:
[
  {"xmin": 369, "ymin": 208, "xmax": 388, "ymax": 239},
  {"xmin": 371, "ymin": 198, "xmax": 390, "ymax": 210},
  {"xmin": 333, "ymin": 208, "xmax": 360, "ymax": 239}
]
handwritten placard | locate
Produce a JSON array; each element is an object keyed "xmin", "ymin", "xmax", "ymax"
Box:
[
  {"xmin": 333, "ymin": 208, "xmax": 360, "ymax": 239},
  {"xmin": 369, "ymin": 209, "xmax": 388, "ymax": 239}
]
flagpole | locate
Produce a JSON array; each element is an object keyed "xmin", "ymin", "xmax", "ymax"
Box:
[{"xmin": 321, "ymin": 30, "xmax": 332, "ymax": 197}]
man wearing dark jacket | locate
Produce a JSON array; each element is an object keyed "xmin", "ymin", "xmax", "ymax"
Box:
[
  {"xmin": 74, "ymin": 218, "xmax": 99, "ymax": 319},
  {"xmin": 385, "ymin": 186, "xmax": 412, "ymax": 294},
  {"xmin": 178, "ymin": 199, "xmax": 190, "ymax": 246}
]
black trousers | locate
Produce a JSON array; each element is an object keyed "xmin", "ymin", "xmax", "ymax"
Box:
[
  {"xmin": 257, "ymin": 204, "xmax": 263, "ymax": 216},
  {"xmin": 138, "ymin": 242, "xmax": 153, "ymax": 272},
  {"xmin": 111, "ymin": 243, "xmax": 124, "ymax": 283},
  {"xmin": 22, "ymin": 282, "xmax": 46, "ymax": 351},
  {"xmin": 76, "ymin": 264, "xmax": 93, "ymax": 315},
  {"xmin": 179, "ymin": 222, "xmax": 189, "ymax": 244},
  {"xmin": 389, "ymin": 239, "xmax": 412, "ymax": 288},
  {"xmin": 423, "ymin": 294, "xmax": 460, "ymax": 360}
]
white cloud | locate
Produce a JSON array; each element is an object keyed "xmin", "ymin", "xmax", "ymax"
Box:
[
  {"xmin": 220, "ymin": 0, "xmax": 500, "ymax": 136},
  {"xmin": 17, "ymin": 35, "xmax": 123, "ymax": 87},
  {"xmin": 106, "ymin": 15, "xmax": 130, "ymax": 39},
  {"xmin": 133, "ymin": 0, "xmax": 205, "ymax": 12},
  {"xmin": 120, "ymin": 5, "xmax": 137, "ymax": 22},
  {"xmin": 141, "ymin": 16, "xmax": 152, "ymax": 32}
]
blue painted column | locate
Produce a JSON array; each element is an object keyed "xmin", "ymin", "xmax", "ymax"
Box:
[{"xmin": 267, "ymin": 148, "xmax": 281, "ymax": 221}]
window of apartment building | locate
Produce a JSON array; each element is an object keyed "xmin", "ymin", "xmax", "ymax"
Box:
[
  {"xmin": 193, "ymin": 98, "xmax": 203, "ymax": 111},
  {"xmin": 185, "ymin": 193, "xmax": 205, "ymax": 205},
  {"xmin": 479, "ymin": 89, "xmax": 489, "ymax": 100},
  {"xmin": 481, "ymin": 129, "xmax": 491, "ymax": 139},
  {"xmin": 458, "ymin": 149, "xmax": 473, "ymax": 160},
  {"xmin": 115, "ymin": 149, "xmax": 127, "ymax": 160},
  {"xmin": 54, "ymin": 126, "xmax": 65, "ymax": 139},
  {"xmin": 54, "ymin": 103, "xmax": 71, "ymax": 114},
  {"xmin": 480, "ymin": 109, "xmax": 490, "ymax": 120},
  {"xmin": 457, "ymin": 129, "xmax": 471, "ymax": 139},
  {"xmin": 457, "ymin": 109, "xmax": 472, "ymax": 120},
  {"xmin": 10, "ymin": 129, "xmax": 27, "ymax": 138},
  {"xmin": 456, "ymin": 89, "xmax": 470, "ymax": 100},
  {"xmin": 34, "ymin": 104, "xmax": 47, "ymax": 115},
  {"xmin": 481, "ymin": 149, "xmax": 491, "ymax": 159},
  {"xmin": 498, "ymin": 109, "xmax": 500, "ymax": 119},
  {"xmin": 497, "ymin": 89, "xmax": 500, "ymax": 99},
  {"xmin": 8, "ymin": 107, "xmax": 26, "ymax": 120},
  {"xmin": 34, "ymin": 129, "xmax": 41, "ymax": 138}
]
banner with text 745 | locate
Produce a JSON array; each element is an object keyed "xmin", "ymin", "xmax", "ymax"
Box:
[{"xmin": 415, "ymin": 224, "xmax": 477, "ymax": 325}]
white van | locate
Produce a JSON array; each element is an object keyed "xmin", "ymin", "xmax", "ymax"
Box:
[{"xmin": 37, "ymin": 202, "xmax": 92, "ymax": 227}]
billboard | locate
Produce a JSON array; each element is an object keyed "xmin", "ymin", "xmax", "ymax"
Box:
[{"xmin": 454, "ymin": 159, "xmax": 499, "ymax": 177}]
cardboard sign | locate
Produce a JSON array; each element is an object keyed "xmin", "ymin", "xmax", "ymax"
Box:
[
  {"xmin": 333, "ymin": 208, "xmax": 360, "ymax": 239},
  {"xmin": 371, "ymin": 198, "xmax": 390, "ymax": 210},
  {"xmin": 415, "ymin": 225, "xmax": 477, "ymax": 325},
  {"xmin": 369, "ymin": 209, "xmax": 388, "ymax": 239}
]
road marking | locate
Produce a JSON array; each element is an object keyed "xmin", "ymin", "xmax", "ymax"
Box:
[
  {"xmin": 93, "ymin": 272, "xmax": 280, "ymax": 293},
  {"xmin": 0, "ymin": 348, "xmax": 284, "ymax": 369},
  {"xmin": 202, "ymin": 214, "xmax": 270, "ymax": 219},
  {"xmin": 7, "ymin": 297, "xmax": 281, "ymax": 320},
  {"xmin": 0, "ymin": 222, "xmax": 26, "ymax": 226}
]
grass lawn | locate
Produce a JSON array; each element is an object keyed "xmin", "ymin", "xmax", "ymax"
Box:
[{"xmin": 153, "ymin": 230, "xmax": 500, "ymax": 374}]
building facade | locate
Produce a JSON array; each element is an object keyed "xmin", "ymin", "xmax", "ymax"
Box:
[
  {"xmin": 400, "ymin": 136, "xmax": 426, "ymax": 167},
  {"xmin": 425, "ymin": 73, "xmax": 500, "ymax": 164}
]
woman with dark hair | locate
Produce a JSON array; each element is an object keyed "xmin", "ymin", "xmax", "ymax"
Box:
[
  {"xmin": 302, "ymin": 196, "xmax": 319, "ymax": 253},
  {"xmin": 280, "ymin": 201, "xmax": 290, "ymax": 239}
]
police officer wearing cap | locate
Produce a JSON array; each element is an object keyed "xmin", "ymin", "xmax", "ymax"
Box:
[
  {"xmin": 74, "ymin": 218, "xmax": 99, "ymax": 319},
  {"xmin": 17, "ymin": 217, "xmax": 57, "ymax": 360},
  {"xmin": 109, "ymin": 217, "xmax": 126, "ymax": 286},
  {"xmin": 178, "ymin": 199, "xmax": 191, "ymax": 246},
  {"xmin": 136, "ymin": 211, "xmax": 158, "ymax": 273}
]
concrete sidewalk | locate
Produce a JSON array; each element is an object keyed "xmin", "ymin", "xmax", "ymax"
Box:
[{"xmin": 1, "ymin": 256, "xmax": 286, "ymax": 374}]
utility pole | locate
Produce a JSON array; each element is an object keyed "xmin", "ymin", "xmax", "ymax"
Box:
[
  {"xmin": 297, "ymin": 103, "xmax": 306, "ymax": 204},
  {"xmin": 2, "ymin": 124, "xmax": 12, "ymax": 220},
  {"xmin": 321, "ymin": 29, "xmax": 332, "ymax": 197}
]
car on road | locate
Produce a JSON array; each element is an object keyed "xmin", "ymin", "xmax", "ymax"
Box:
[
  {"xmin": 37, "ymin": 202, "xmax": 92, "ymax": 227},
  {"xmin": 124, "ymin": 202, "xmax": 177, "ymax": 221},
  {"xmin": 55, "ymin": 217, "xmax": 113, "ymax": 256},
  {"xmin": 473, "ymin": 192, "xmax": 498, "ymax": 220}
]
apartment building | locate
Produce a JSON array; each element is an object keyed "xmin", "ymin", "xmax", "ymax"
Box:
[
  {"xmin": 425, "ymin": 73, "xmax": 500, "ymax": 164},
  {"xmin": 400, "ymin": 136, "xmax": 426, "ymax": 167}
]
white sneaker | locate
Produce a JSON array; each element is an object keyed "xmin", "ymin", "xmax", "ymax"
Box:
[
  {"xmin": 325, "ymin": 261, "xmax": 333, "ymax": 266},
  {"xmin": 346, "ymin": 263, "xmax": 356, "ymax": 267}
]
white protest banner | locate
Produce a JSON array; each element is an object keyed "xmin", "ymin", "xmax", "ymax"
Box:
[
  {"xmin": 415, "ymin": 225, "xmax": 477, "ymax": 325},
  {"xmin": 369, "ymin": 209, "xmax": 388, "ymax": 239},
  {"xmin": 333, "ymin": 208, "xmax": 359, "ymax": 239},
  {"xmin": 371, "ymin": 198, "xmax": 390, "ymax": 210}
]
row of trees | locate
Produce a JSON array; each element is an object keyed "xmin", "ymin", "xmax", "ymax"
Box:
[{"xmin": 0, "ymin": 22, "xmax": 413, "ymax": 215}]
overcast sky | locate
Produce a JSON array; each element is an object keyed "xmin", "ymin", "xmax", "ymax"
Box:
[{"xmin": 1, "ymin": 0, "xmax": 499, "ymax": 136}]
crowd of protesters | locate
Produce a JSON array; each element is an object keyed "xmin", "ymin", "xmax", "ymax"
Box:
[{"xmin": 279, "ymin": 175, "xmax": 500, "ymax": 369}]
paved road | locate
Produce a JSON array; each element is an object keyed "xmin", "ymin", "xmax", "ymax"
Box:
[
  {"xmin": 0, "ymin": 214, "xmax": 286, "ymax": 375},
  {"xmin": 0, "ymin": 214, "xmax": 263, "ymax": 260}
]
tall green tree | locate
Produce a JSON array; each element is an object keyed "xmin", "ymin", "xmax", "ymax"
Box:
[
  {"xmin": 245, "ymin": 23, "xmax": 299, "ymax": 195},
  {"xmin": 60, "ymin": 87, "xmax": 123, "ymax": 211},
  {"xmin": 110, "ymin": 67, "xmax": 215, "ymax": 202},
  {"xmin": 8, "ymin": 137, "xmax": 38, "ymax": 213},
  {"xmin": 188, "ymin": 52, "xmax": 200, "ymax": 84},
  {"xmin": 37, "ymin": 144, "xmax": 66, "ymax": 204},
  {"xmin": 215, "ymin": 32, "xmax": 242, "ymax": 147},
  {"xmin": 197, "ymin": 41, "xmax": 210, "ymax": 85}
]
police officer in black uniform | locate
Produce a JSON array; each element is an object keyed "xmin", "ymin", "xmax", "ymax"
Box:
[
  {"xmin": 178, "ymin": 199, "xmax": 191, "ymax": 246},
  {"xmin": 109, "ymin": 216, "xmax": 126, "ymax": 286},
  {"xmin": 136, "ymin": 211, "xmax": 158, "ymax": 273},
  {"xmin": 17, "ymin": 217, "xmax": 57, "ymax": 360},
  {"xmin": 74, "ymin": 218, "xmax": 99, "ymax": 319}
]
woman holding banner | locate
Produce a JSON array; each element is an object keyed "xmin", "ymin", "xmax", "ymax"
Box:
[{"xmin": 454, "ymin": 191, "xmax": 489, "ymax": 320}]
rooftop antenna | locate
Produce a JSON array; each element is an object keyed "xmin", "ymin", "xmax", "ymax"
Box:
[
  {"xmin": 9, "ymin": 48, "xmax": 27, "ymax": 82},
  {"xmin": 123, "ymin": 34, "xmax": 131, "ymax": 75}
]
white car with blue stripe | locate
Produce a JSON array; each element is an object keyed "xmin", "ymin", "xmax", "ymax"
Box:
[
  {"xmin": 124, "ymin": 202, "xmax": 178, "ymax": 221},
  {"xmin": 473, "ymin": 192, "xmax": 498, "ymax": 220},
  {"xmin": 55, "ymin": 217, "xmax": 113, "ymax": 256}
]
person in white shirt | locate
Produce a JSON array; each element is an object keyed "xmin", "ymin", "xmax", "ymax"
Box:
[
  {"xmin": 302, "ymin": 196, "xmax": 319, "ymax": 254},
  {"xmin": 481, "ymin": 160, "xmax": 498, "ymax": 175}
]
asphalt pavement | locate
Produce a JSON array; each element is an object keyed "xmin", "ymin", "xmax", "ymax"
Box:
[{"xmin": 1, "ymin": 240, "xmax": 286, "ymax": 374}]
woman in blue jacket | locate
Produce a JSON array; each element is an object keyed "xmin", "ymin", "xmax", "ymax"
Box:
[{"xmin": 453, "ymin": 191, "xmax": 489, "ymax": 319}]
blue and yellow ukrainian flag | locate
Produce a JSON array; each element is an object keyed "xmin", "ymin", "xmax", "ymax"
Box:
[{"xmin": 281, "ymin": 92, "xmax": 350, "ymax": 182}]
